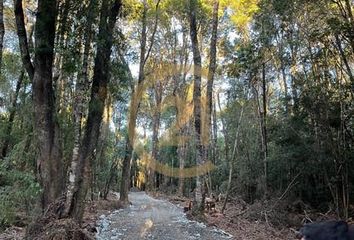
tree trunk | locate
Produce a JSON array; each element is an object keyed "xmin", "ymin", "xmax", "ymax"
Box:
[
  {"xmin": 176, "ymin": 90, "xmax": 189, "ymax": 195},
  {"xmin": 64, "ymin": 0, "xmax": 97, "ymax": 216},
  {"xmin": 149, "ymin": 80, "xmax": 162, "ymax": 189},
  {"xmin": 66, "ymin": 0, "xmax": 121, "ymax": 222},
  {"xmin": 212, "ymin": 101, "xmax": 218, "ymax": 164},
  {"xmin": 206, "ymin": 0, "xmax": 219, "ymax": 192},
  {"xmin": 52, "ymin": 0, "xmax": 72, "ymax": 113},
  {"xmin": 261, "ymin": 62, "xmax": 268, "ymax": 195},
  {"xmin": 102, "ymin": 106, "xmax": 122, "ymax": 199},
  {"xmin": 217, "ymin": 92, "xmax": 230, "ymax": 168},
  {"xmin": 290, "ymin": 43, "xmax": 298, "ymax": 111},
  {"xmin": 253, "ymin": 68, "xmax": 268, "ymax": 198},
  {"xmin": 14, "ymin": 0, "xmax": 34, "ymax": 81},
  {"xmin": 177, "ymin": 25, "xmax": 189, "ymax": 196},
  {"xmin": 178, "ymin": 128, "xmax": 186, "ymax": 195},
  {"xmin": 103, "ymin": 159, "xmax": 119, "ymax": 199},
  {"xmin": 1, "ymin": 71, "xmax": 24, "ymax": 159},
  {"xmin": 222, "ymin": 96, "xmax": 246, "ymax": 213},
  {"xmin": 0, "ymin": 0, "xmax": 4, "ymax": 73},
  {"xmin": 31, "ymin": 0, "xmax": 65, "ymax": 210},
  {"xmin": 280, "ymin": 58, "xmax": 289, "ymax": 115},
  {"xmin": 206, "ymin": 0, "xmax": 218, "ymax": 146},
  {"xmin": 189, "ymin": 0, "xmax": 206, "ymax": 212}
]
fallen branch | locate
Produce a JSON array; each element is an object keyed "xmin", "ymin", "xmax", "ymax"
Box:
[
  {"xmin": 278, "ymin": 172, "xmax": 302, "ymax": 201},
  {"xmin": 269, "ymin": 172, "xmax": 302, "ymax": 211}
]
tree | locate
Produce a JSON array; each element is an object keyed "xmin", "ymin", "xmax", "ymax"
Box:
[
  {"xmin": 0, "ymin": 0, "xmax": 4, "ymax": 73},
  {"xmin": 205, "ymin": 0, "xmax": 219, "ymax": 190},
  {"xmin": 65, "ymin": 0, "xmax": 122, "ymax": 222},
  {"xmin": 0, "ymin": 71, "xmax": 24, "ymax": 159},
  {"xmin": 15, "ymin": 0, "xmax": 63, "ymax": 209},
  {"xmin": 189, "ymin": 0, "xmax": 206, "ymax": 212},
  {"xmin": 64, "ymin": 0, "xmax": 98, "ymax": 217}
]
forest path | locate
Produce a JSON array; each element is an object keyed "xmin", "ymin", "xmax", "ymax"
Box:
[{"xmin": 96, "ymin": 191, "xmax": 233, "ymax": 240}]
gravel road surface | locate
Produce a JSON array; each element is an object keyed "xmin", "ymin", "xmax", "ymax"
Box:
[{"xmin": 96, "ymin": 192, "xmax": 233, "ymax": 240}]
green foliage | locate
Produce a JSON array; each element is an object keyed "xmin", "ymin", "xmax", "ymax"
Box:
[
  {"xmin": 0, "ymin": 163, "xmax": 41, "ymax": 229},
  {"xmin": 225, "ymin": 0, "xmax": 259, "ymax": 36}
]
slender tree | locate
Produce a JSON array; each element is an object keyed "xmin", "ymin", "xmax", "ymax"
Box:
[
  {"xmin": 189, "ymin": 0, "xmax": 206, "ymax": 211},
  {"xmin": 1, "ymin": 71, "xmax": 25, "ymax": 158},
  {"xmin": 66, "ymin": 0, "xmax": 122, "ymax": 222},
  {"xmin": 0, "ymin": 0, "xmax": 4, "ymax": 73},
  {"xmin": 205, "ymin": 0, "xmax": 219, "ymax": 190},
  {"xmin": 64, "ymin": 0, "xmax": 98, "ymax": 216}
]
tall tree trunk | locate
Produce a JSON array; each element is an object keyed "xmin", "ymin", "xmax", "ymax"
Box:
[
  {"xmin": 52, "ymin": 0, "xmax": 72, "ymax": 113},
  {"xmin": 1, "ymin": 71, "xmax": 24, "ymax": 159},
  {"xmin": 280, "ymin": 58, "xmax": 289, "ymax": 115},
  {"xmin": 64, "ymin": 0, "xmax": 97, "ymax": 216},
  {"xmin": 120, "ymin": 0, "xmax": 160, "ymax": 203},
  {"xmin": 148, "ymin": 80, "xmax": 162, "ymax": 189},
  {"xmin": 212, "ymin": 100, "xmax": 218, "ymax": 164},
  {"xmin": 102, "ymin": 105, "xmax": 122, "ymax": 199},
  {"xmin": 56, "ymin": 0, "xmax": 71, "ymax": 48},
  {"xmin": 176, "ymin": 92, "xmax": 189, "ymax": 195},
  {"xmin": 206, "ymin": 0, "xmax": 218, "ymax": 192},
  {"xmin": 222, "ymin": 98, "xmax": 245, "ymax": 213},
  {"xmin": 177, "ymin": 25, "xmax": 189, "ymax": 196},
  {"xmin": 66, "ymin": 0, "xmax": 121, "ymax": 222},
  {"xmin": 175, "ymin": 86, "xmax": 189, "ymax": 195},
  {"xmin": 217, "ymin": 92, "xmax": 229, "ymax": 165},
  {"xmin": 261, "ymin": 63, "xmax": 268, "ymax": 195},
  {"xmin": 103, "ymin": 159, "xmax": 119, "ymax": 199},
  {"xmin": 206, "ymin": 0, "xmax": 218, "ymax": 145},
  {"xmin": 254, "ymin": 64, "xmax": 268, "ymax": 198},
  {"xmin": 31, "ymin": 0, "xmax": 64, "ymax": 210},
  {"xmin": 178, "ymin": 126, "xmax": 187, "ymax": 195},
  {"xmin": 290, "ymin": 43, "xmax": 298, "ymax": 111},
  {"xmin": 0, "ymin": 0, "xmax": 4, "ymax": 73},
  {"xmin": 189, "ymin": 0, "xmax": 205, "ymax": 211}
]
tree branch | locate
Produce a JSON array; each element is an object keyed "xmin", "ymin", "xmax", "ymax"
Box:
[
  {"xmin": 14, "ymin": 0, "xmax": 34, "ymax": 81},
  {"xmin": 143, "ymin": 0, "xmax": 161, "ymax": 66}
]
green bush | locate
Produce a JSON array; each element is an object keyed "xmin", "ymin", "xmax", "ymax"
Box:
[{"xmin": 0, "ymin": 164, "xmax": 41, "ymax": 230}]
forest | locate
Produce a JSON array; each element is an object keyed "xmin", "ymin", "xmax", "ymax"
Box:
[{"xmin": 0, "ymin": 0, "xmax": 353, "ymax": 239}]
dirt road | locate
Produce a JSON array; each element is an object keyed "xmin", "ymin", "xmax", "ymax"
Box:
[{"xmin": 96, "ymin": 192, "xmax": 233, "ymax": 240}]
